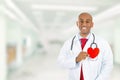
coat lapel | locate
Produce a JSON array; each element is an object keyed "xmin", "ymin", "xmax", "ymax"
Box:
[{"xmin": 73, "ymin": 35, "xmax": 82, "ymax": 54}]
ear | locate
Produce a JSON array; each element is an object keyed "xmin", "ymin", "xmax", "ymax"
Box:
[
  {"xmin": 91, "ymin": 22, "xmax": 94, "ymax": 28},
  {"xmin": 76, "ymin": 21, "xmax": 79, "ymax": 27}
]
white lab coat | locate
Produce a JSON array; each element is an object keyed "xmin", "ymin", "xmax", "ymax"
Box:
[{"xmin": 58, "ymin": 33, "xmax": 113, "ymax": 80}]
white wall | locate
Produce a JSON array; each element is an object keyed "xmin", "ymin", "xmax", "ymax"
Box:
[{"xmin": 0, "ymin": 5, "xmax": 7, "ymax": 80}]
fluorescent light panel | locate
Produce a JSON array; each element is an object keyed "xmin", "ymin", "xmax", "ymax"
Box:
[
  {"xmin": 3, "ymin": 6, "xmax": 19, "ymax": 20},
  {"xmin": 5, "ymin": 0, "xmax": 39, "ymax": 33},
  {"xmin": 94, "ymin": 4, "xmax": 120, "ymax": 22},
  {"xmin": 32, "ymin": 4, "xmax": 97, "ymax": 11}
]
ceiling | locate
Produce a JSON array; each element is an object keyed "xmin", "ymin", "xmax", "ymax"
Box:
[{"xmin": 4, "ymin": 0, "xmax": 120, "ymax": 43}]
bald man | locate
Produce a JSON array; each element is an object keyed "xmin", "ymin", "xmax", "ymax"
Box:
[{"xmin": 58, "ymin": 12, "xmax": 113, "ymax": 80}]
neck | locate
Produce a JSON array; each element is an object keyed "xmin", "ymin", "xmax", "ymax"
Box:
[{"xmin": 80, "ymin": 32, "xmax": 89, "ymax": 38}]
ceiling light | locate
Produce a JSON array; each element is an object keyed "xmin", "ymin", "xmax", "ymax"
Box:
[
  {"xmin": 32, "ymin": 4, "xmax": 97, "ymax": 12},
  {"xmin": 94, "ymin": 4, "xmax": 120, "ymax": 23}
]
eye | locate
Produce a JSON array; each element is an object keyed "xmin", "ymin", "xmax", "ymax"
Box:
[
  {"xmin": 86, "ymin": 21, "xmax": 90, "ymax": 23},
  {"xmin": 80, "ymin": 21, "xmax": 83, "ymax": 23}
]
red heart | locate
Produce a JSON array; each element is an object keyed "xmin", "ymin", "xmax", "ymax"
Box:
[{"xmin": 87, "ymin": 47, "xmax": 99, "ymax": 58}]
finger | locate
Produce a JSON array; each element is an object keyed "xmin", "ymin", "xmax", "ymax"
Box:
[
  {"xmin": 86, "ymin": 54, "xmax": 89, "ymax": 57},
  {"xmin": 83, "ymin": 56, "xmax": 87, "ymax": 59},
  {"xmin": 88, "ymin": 54, "xmax": 90, "ymax": 57},
  {"xmin": 84, "ymin": 54, "xmax": 88, "ymax": 57},
  {"xmin": 83, "ymin": 57, "xmax": 86, "ymax": 60}
]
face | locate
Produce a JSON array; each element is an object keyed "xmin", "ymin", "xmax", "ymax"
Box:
[{"xmin": 76, "ymin": 13, "xmax": 93, "ymax": 36}]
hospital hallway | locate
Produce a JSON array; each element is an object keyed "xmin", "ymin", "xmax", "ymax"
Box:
[
  {"xmin": 1, "ymin": 0, "xmax": 120, "ymax": 80},
  {"xmin": 8, "ymin": 44, "xmax": 120, "ymax": 80},
  {"xmin": 8, "ymin": 44, "xmax": 68, "ymax": 80}
]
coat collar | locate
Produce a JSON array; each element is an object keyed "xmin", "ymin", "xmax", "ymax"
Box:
[
  {"xmin": 73, "ymin": 32, "xmax": 94, "ymax": 51},
  {"xmin": 74, "ymin": 32, "xmax": 92, "ymax": 41}
]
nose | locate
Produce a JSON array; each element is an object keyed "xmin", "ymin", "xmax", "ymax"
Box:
[{"xmin": 82, "ymin": 22, "xmax": 87, "ymax": 26}]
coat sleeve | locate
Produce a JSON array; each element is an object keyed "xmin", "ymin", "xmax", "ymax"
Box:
[
  {"xmin": 57, "ymin": 40, "xmax": 78, "ymax": 69},
  {"xmin": 96, "ymin": 41, "xmax": 113, "ymax": 80}
]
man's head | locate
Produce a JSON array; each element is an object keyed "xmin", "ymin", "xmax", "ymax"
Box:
[{"xmin": 76, "ymin": 12, "xmax": 93, "ymax": 37}]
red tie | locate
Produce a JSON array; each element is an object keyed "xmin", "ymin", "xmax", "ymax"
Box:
[
  {"xmin": 80, "ymin": 38, "xmax": 88, "ymax": 50},
  {"xmin": 80, "ymin": 38, "xmax": 88, "ymax": 80}
]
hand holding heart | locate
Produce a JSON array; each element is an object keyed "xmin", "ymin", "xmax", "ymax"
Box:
[
  {"xmin": 76, "ymin": 48, "xmax": 99, "ymax": 63},
  {"xmin": 76, "ymin": 51, "xmax": 88, "ymax": 63}
]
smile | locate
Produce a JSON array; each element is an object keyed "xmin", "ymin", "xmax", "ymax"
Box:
[{"xmin": 82, "ymin": 27, "xmax": 87, "ymax": 30}]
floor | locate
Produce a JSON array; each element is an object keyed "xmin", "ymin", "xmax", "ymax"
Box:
[{"xmin": 8, "ymin": 44, "xmax": 120, "ymax": 80}]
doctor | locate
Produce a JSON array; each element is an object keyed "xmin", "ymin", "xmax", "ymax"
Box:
[{"xmin": 58, "ymin": 12, "xmax": 113, "ymax": 80}]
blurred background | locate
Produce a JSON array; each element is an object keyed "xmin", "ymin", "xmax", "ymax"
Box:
[{"xmin": 0, "ymin": 0, "xmax": 120, "ymax": 80}]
